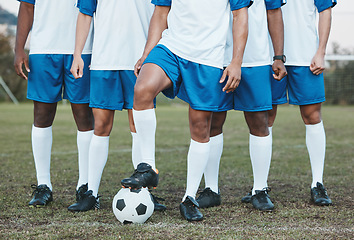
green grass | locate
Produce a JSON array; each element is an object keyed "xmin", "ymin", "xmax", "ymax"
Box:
[{"xmin": 0, "ymin": 103, "xmax": 353, "ymax": 239}]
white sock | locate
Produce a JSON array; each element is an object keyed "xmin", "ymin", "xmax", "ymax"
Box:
[
  {"xmin": 131, "ymin": 132, "xmax": 141, "ymax": 169},
  {"xmin": 132, "ymin": 109, "xmax": 156, "ymax": 170},
  {"xmin": 76, "ymin": 130, "xmax": 93, "ymax": 189},
  {"xmin": 203, "ymin": 133, "xmax": 223, "ymax": 193},
  {"xmin": 32, "ymin": 125, "xmax": 53, "ymax": 190},
  {"xmin": 183, "ymin": 139, "xmax": 210, "ymax": 201},
  {"xmin": 306, "ymin": 121, "xmax": 326, "ymax": 188},
  {"xmin": 250, "ymin": 134, "xmax": 272, "ymax": 195},
  {"xmin": 88, "ymin": 134, "xmax": 109, "ymax": 197},
  {"xmin": 269, "ymin": 126, "xmax": 273, "ymax": 135}
]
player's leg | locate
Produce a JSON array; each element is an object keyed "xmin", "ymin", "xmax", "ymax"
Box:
[
  {"xmin": 70, "ymin": 103, "xmax": 93, "ymax": 194},
  {"xmin": 122, "ymin": 70, "xmax": 167, "ymax": 211},
  {"xmin": 121, "ymin": 48, "xmax": 175, "ymax": 189},
  {"xmin": 28, "ymin": 54, "xmax": 65, "ymax": 207},
  {"xmin": 287, "ymin": 66, "xmax": 331, "ymax": 205},
  {"xmin": 196, "ymin": 111, "xmax": 226, "ymax": 208},
  {"xmin": 30, "ymin": 101, "xmax": 57, "ymax": 207},
  {"xmin": 244, "ymin": 111, "xmax": 274, "ymax": 211},
  {"xmin": 300, "ymin": 103, "xmax": 331, "ymax": 205},
  {"xmin": 63, "ymin": 54, "xmax": 94, "ymax": 207},
  {"xmin": 180, "ymin": 107, "xmax": 212, "ymax": 221},
  {"xmin": 231, "ymin": 66, "xmax": 274, "ymax": 210}
]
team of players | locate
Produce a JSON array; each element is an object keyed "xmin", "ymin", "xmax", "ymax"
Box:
[{"xmin": 14, "ymin": 0, "xmax": 336, "ymax": 222}]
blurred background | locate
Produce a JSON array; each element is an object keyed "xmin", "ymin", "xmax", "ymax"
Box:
[{"xmin": 0, "ymin": 0, "xmax": 353, "ymax": 104}]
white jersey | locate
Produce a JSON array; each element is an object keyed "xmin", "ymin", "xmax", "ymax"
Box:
[
  {"xmin": 282, "ymin": 0, "xmax": 337, "ymax": 66},
  {"xmin": 79, "ymin": 0, "xmax": 154, "ymax": 70},
  {"xmin": 224, "ymin": 0, "xmax": 286, "ymax": 67},
  {"xmin": 22, "ymin": 0, "xmax": 93, "ymax": 55},
  {"xmin": 154, "ymin": 0, "xmax": 250, "ymax": 69}
]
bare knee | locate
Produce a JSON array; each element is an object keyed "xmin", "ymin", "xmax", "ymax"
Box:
[
  {"xmin": 71, "ymin": 103, "xmax": 94, "ymax": 131},
  {"xmin": 210, "ymin": 112, "xmax": 227, "ymax": 137},
  {"xmin": 244, "ymin": 111, "xmax": 269, "ymax": 137},
  {"xmin": 133, "ymin": 82, "xmax": 156, "ymax": 110},
  {"xmin": 33, "ymin": 101, "xmax": 57, "ymax": 127},
  {"xmin": 300, "ymin": 104, "xmax": 322, "ymax": 125}
]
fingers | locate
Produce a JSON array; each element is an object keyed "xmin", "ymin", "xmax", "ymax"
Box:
[
  {"xmin": 219, "ymin": 70, "xmax": 227, "ymax": 83},
  {"xmin": 134, "ymin": 61, "xmax": 142, "ymax": 77},
  {"xmin": 15, "ymin": 60, "xmax": 28, "ymax": 80},
  {"xmin": 70, "ymin": 65, "xmax": 81, "ymax": 79},
  {"xmin": 222, "ymin": 76, "xmax": 240, "ymax": 93}
]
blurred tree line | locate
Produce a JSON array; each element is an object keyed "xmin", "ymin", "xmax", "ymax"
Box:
[
  {"xmin": 0, "ymin": 34, "xmax": 27, "ymax": 102},
  {"xmin": 0, "ymin": 35, "xmax": 353, "ymax": 104}
]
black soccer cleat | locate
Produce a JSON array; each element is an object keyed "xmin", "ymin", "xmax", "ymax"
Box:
[
  {"xmin": 150, "ymin": 193, "xmax": 167, "ymax": 211},
  {"xmin": 121, "ymin": 163, "xmax": 159, "ymax": 189},
  {"xmin": 241, "ymin": 191, "xmax": 252, "ymax": 203},
  {"xmin": 251, "ymin": 188, "xmax": 274, "ymax": 211},
  {"xmin": 180, "ymin": 196, "xmax": 203, "ymax": 222},
  {"xmin": 196, "ymin": 188, "xmax": 221, "ymax": 208},
  {"xmin": 29, "ymin": 184, "xmax": 53, "ymax": 208},
  {"xmin": 67, "ymin": 190, "xmax": 100, "ymax": 212},
  {"xmin": 311, "ymin": 182, "xmax": 332, "ymax": 206},
  {"xmin": 67, "ymin": 183, "xmax": 88, "ymax": 209}
]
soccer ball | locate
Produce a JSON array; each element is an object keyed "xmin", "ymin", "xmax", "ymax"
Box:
[{"xmin": 112, "ymin": 187, "xmax": 154, "ymax": 224}]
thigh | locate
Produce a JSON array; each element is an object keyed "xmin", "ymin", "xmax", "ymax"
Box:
[
  {"xmin": 287, "ymin": 66, "xmax": 325, "ymax": 105},
  {"xmin": 177, "ymin": 61, "xmax": 224, "ymax": 111},
  {"xmin": 28, "ymin": 54, "xmax": 64, "ymax": 103},
  {"xmin": 63, "ymin": 54, "xmax": 91, "ymax": 104},
  {"xmin": 90, "ymin": 70, "xmax": 125, "ymax": 110},
  {"xmin": 234, "ymin": 65, "xmax": 273, "ymax": 112},
  {"xmin": 142, "ymin": 45, "xmax": 179, "ymax": 99}
]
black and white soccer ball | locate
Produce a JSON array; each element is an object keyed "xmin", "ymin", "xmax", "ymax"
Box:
[{"xmin": 112, "ymin": 187, "xmax": 154, "ymax": 224}]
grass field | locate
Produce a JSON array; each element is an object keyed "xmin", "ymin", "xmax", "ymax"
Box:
[{"xmin": 0, "ymin": 103, "xmax": 353, "ymax": 239}]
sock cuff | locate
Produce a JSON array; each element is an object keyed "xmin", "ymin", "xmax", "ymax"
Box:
[
  {"xmin": 92, "ymin": 134, "xmax": 110, "ymax": 142},
  {"xmin": 77, "ymin": 130, "xmax": 94, "ymax": 140},
  {"xmin": 190, "ymin": 139, "xmax": 210, "ymax": 151},
  {"xmin": 32, "ymin": 125, "xmax": 52, "ymax": 132},
  {"xmin": 305, "ymin": 121, "xmax": 324, "ymax": 132},
  {"xmin": 133, "ymin": 108, "xmax": 155, "ymax": 118},
  {"xmin": 249, "ymin": 133, "xmax": 271, "ymax": 145},
  {"xmin": 210, "ymin": 133, "xmax": 223, "ymax": 142}
]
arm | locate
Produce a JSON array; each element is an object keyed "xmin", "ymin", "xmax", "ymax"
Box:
[
  {"xmin": 70, "ymin": 12, "xmax": 92, "ymax": 79},
  {"xmin": 221, "ymin": 7, "xmax": 248, "ymax": 93},
  {"xmin": 267, "ymin": 8, "xmax": 287, "ymax": 81},
  {"xmin": 14, "ymin": 2, "xmax": 34, "ymax": 80},
  {"xmin": 310, "ymin": 7, "xmax": 332, "ymax": 75},
  {"xmin": 134, "ymin": 6, "xmax": 170, "ymax": 76}
]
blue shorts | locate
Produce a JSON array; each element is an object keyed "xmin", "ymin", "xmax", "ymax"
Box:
[
  {"xmin": 231, "ymin": 65, "xmax": 272, "ymax": 112},
  {"xmin": 27, "ymin": 54, "xmax": 91, "ymax": 104},
  {"xmin": 144, "ymin": 44, "xmax": 228, "ymax": 112},
  {"xmin": 90, "ymin": 70, "xmax": 136, "ymax": 110},
  {"xmin": 271, "ymin": 66, "xmax": 325, "ymax": 105}
]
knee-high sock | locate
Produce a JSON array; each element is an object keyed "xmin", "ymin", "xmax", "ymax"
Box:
[
  {"xmin": 306, "ymin": 121, "xmax": 326, "ymax": 188},
  {"xmin": 132, "ymin": 109, "xmax": 156, "ymax": 170},
  {"xmin": 76, "ymin": 130, "xmax": 93, "ymax": 189},
  {"xmin": 32, "ymin": 125, "xmax": 53, "ymax": 190},
  {"xmin": 183, "ymin": 139, "xmax": 210, "ymax": 201},
  {"xmin": 250, "ymin": 134, "xmax": 272, "ymax": 195},
  {"xmin": 88, "ymin": 134, "xmax": 109, "ymax": 197},
  {"xmin": 131, "ymin": 132, "xmax": 141, "ymax": 169},
  {"xmin": 203, "ymin": 133, "xmax": 223, "ymax": 193}
]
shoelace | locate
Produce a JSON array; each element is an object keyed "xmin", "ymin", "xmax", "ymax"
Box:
[
  {"xmin": 31, "ymin": 184, "xmax": 47, "ymax": 196},
  {"xmin": 315, "ymin": 185, "xmax": 328, "ymax": 198}
]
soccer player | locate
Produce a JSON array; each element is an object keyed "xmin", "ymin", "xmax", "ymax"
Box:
[
  {"xmin": 265, "ymin": 0, "xmax": 337, "ymax": 206},
  {"xmin": 68, "ymin": 0, "xmax": 166, "ymax": 212},
  {"xmin": 196, "ymin": 0, "xmax": 287, "ymax": 211},
  {"xmin": 14, "ymin": 0, "xmax": 94, "ymax": 207},
  {"xmin": 121, "ymin": 0, "xmax": 250, "ymax": 221}
]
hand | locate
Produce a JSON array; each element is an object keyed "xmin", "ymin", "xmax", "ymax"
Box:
[
  {"xmin": 14, "ymin": 49, "xmax": 30, "ymax": 80},
  {"xmin": 272, "ymin": 60, "xmax": 287, "ymax": 81},
  {"xmin": 70, "ymin": 55, "xmax": 84, "ymax": 79},
  {"xmin": 220, "ymin": 61, "xmax": 242, "ymax": 93},
  {"xmin": 134, "ymin": 55, "xmax": 147, "ymax": 77},
  {"xmin": 310, "ymin": 52, "xmax": 325, "ymax": 75}
]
